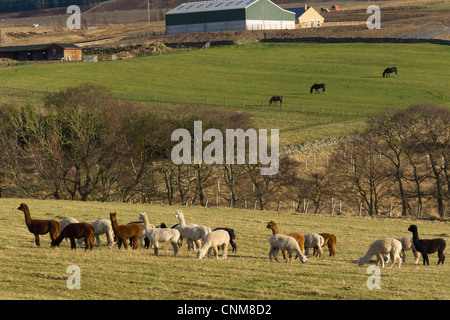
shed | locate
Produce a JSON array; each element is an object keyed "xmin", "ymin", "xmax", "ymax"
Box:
[
  {"xmin": 0, "ymin": 43, "xmax": 82, "ymax": 61},
  {"xmin": 165, "ymin": 0, "xmax": 295, "ymax": 34},
  {"xmin": 286, "ymin": 4, "xmax": 324, "ymax": 28}
]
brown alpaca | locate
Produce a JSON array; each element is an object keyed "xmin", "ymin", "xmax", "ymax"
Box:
[
  {"xmin": 110, "ymin": 212, "xmax": 141, "ymax": 250},
  {"xmin": 314, "ymin": 233, "xmax": 337, "ymax": 257},
  {"xmin": 266, "ymin": 220, "xmax": 305, "ymax": 259},
  {"xmin": 51, "ymin": 223, "xmax": 95, "ymax": 251},
  {"xmin": 18, "ymin": 203, "xmax": 61, "ymax": 246}
]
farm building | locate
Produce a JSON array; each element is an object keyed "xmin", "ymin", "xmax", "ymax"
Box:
[
  {"xmin": 286, "ymin": 4, "xmax": 324, "ymax": 28},
  {"xmin": 0, "ymin": 43, "xmax": 82, "ymax": 61},
  {"xmin": 165, "ymin": 0, "xmax": 295, "ymax": 35}
]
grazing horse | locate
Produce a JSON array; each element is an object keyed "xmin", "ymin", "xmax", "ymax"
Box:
[
  {"xmin": 269, "ymin": 96, "xmax": 283, "ymax": 106},
  {"xmin": 310, "ymin": 83, "xmax": 326, "ymax": 94},
  {"xmin": 383, "ymin": 67, "xmax": 398, "ymax": 77}
]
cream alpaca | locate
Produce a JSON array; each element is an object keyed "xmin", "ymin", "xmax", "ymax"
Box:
[
  {"xmin": 358, "ymin": 238, "xmax": 402, "ymax": 268},
  {"xmin": 197, "ymin": 230, "xmax": 230, "ymax": 260}
]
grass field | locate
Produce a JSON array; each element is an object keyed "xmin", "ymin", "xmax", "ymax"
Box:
[
  {"xmin": 0, "ymin": 198, "xmax": 449, "ymax": 300},
  {"xmin": 0, "ymin": 42, "xmax": 448, "ymax": 145}
]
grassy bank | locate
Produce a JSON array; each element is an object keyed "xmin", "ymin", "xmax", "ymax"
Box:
[{"xmin": 1, "ymin": 198, "xmax": 449, "ymax": 300}]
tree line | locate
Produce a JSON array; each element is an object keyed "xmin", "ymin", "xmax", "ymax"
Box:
[{"xmin": 0, "ymin": 83, "xmax": 448, "ymax": 218}]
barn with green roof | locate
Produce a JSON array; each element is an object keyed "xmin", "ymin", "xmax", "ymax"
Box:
[{"xmin": 165, "ymin": 0, "xmax": 295, "ymax": 34}]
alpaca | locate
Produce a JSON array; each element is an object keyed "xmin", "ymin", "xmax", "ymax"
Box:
[
  {"xmin": 213, "ymin": 227, "xmax": 237, "ymax": 253},
  {"xmin": 304, "ymin": 233, "xmax": 325, "ymax": 258},
  {"xmin": 110, "ymin": 212, "xmax": 141, "ymax": 250},
  {"xmin": 59, "ymin": 218, "xmax": 79, "ymax": 243},
  {"xmin": 357, "ymin": 238, "xmax": 402, "ymax": 268},
  {"xmin": 197, "ymin": 230, "xmax": 230, "ymax": 260},
  {"xmin": 174, "ymin": 210, "xmax": 211, "ymax": 251},
  {"xmin": 408, "ymin": 225, "xmax": 446, "ymax": 265},
  {"xmin": 313, "ymin": 233, "xmax": 337, "ymax": 257},
  {"xmin": 268, "ymin": 234, "xmax": 308, "ymax": 263},
  {"xmin": 384, "ymin": 236, "xmax": 420, "ymax": 264},
  {"xmin": 139, "ymin": 212, "xmax": 180, "ymax": 257},
  {"xmin": 127, "ymin": 219, "xmax": 154, "ymax": 248},
  {"xmin": 266, "ymin": 220, "xmax": 305, "ymax": 259},
  {"xmin": 51, "ymin": 223, "xmax": 95, "ymax": 251},
  {"xmin": 77, "ymin": 219, "xmax": 115, "ymax": 247},
  {"xmin": 18, "ymin": 203, "xmax": 61, "ymax": 246}
]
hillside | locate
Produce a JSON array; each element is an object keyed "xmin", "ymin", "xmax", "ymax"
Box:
[{"xmin": 0, "ymin": 0, "xmax": 448, "ymax": 48}]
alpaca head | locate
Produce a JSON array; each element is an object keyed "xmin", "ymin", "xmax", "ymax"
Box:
[
  {"xmin": 357, "ymin": 256, "xmax": 365, "ymax": 267},
  {"xmin": 266, "ymin": 221, "xmax": 276, "ymax": 230},
  {"xmin": 110, "ymin": 212, "xmax": 117, "ymax": 221},
  {"xmin": 196, "ymin": 249, "xmax": 205, "ymax": 259},
  {"xmin": 408, "ymin": 225, "xmax": 418, "ymax": 233},
  {"xmin": 299, "ymin": 255, "xmax": 308, "ymax": 264},
  {"xmin": 18, "ymin": 203, "xmax": 27, "ymax": 211},
  {"xmin": 174, "ymin": 210, "xmax": 183, "ymax": 219},
  {"xmin": 139, "ymin": 212, "xmax": 147, "ymax": 222}
]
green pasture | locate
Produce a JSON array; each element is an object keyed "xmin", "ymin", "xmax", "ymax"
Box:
[
  {"xmin": 0, "ymin": 42, "xmax": 448, "ymax": 145},
  {"xmin": 0, "ymin": 198, "xmax": 449, "ymax": 300}
]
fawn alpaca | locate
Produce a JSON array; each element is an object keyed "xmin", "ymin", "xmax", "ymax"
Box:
[
  {"xmin": 18, "ymin": 203, "xmax": 61, "ymax": 246},
  {"xmin": 110, "ymin": 212, "xmax": 141, "ymax": 250}
]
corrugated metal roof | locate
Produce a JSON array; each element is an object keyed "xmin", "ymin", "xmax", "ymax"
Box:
[{"xmin": 166, "ymin": 0, "xmax": 258, "ymax": 15}]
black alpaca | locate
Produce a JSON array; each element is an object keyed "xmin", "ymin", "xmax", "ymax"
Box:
[{"xmin": 408, "ymin": 225, "xmax": 446, "ymax": 265}]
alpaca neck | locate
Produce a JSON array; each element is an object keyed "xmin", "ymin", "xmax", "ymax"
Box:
[
  {"xmin": 141, "ymin": 214, "xmax": 150, "ymax": 231},
  {"xmin": 178, "ymin": 214, "xmax": 187, "ymax": 229},
  {"xmin": 270, "ymin": 224, "xmax": 279, "ymax": 235},
  {"xmin": 411, "ymin": 230, "xmax": 420, "ymax": 245},
  {"xmin": 21, "ymin": 205, "xmax": 33, "ymax": 227},
  {"xmin": 110, "ymin": 216, "xmax": 119, "ymax": 233}
]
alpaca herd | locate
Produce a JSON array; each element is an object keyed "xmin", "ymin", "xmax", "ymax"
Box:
[{"xmin": 17, "ymin": 203, "xmax": 446, "ymax": 267}]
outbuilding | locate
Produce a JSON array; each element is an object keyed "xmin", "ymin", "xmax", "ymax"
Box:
[
  {"xmin": 0, "ymin": 43, "xmax": 82, "ymax": 61},
  {"xmin": 286, "ymin": 4, "xmax": 324, "ymax": 28},
  {"xmin": 165, "ymin": 0, "xmax": 295, "ymax": 34}
]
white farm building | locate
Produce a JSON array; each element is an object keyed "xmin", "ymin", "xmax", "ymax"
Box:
[{"xmin": 165, "ymin": 0, "xmax": 296, "ymax": 34}]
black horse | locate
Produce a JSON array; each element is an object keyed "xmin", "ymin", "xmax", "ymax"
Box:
[
  {"xmin": 269, "ymin": 96, "xmax": 283, "ymax": 106},
  {"xmin": 383, "ymin": 67, "xmax": 398, "ymax": 77},
  {"xmin": 310, "ymin": 83, "xmax": 326, "ymax": 94}
]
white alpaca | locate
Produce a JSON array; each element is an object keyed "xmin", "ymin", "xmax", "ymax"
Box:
[
  {"xmin": 59, "ymin": 218, "xmax": 79, "ymax": 243},
  {"xmin": 174, "ymin": 210, "xmax": 211, "ymax": 251},
  {"xmin": 197, "ymin": 230, "xmax": 230, "ymax": 260},
  {"xmin": 384, "ymin": 236, "xmax": 420, "ymax": 264},
  {"xmin": 77, "ymin": 219, "xmax": 115, "ymax": 247},
  {"xmin": 268, "ymin": 234, "xmax": 308, "ymax": 263},
  {"xmin": 139, "ymin": 212, "xmax": 180, "ymax": 257},
  {"xmin": 357, "ymin": 238, "xmax": 402, "ymax": 268},
  {"xmin": 304, "ymin": 233, "xmax": 325, "ymax": 258}
]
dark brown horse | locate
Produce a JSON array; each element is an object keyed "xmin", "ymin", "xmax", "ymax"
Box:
[
  {"xmin": 269, "ymin": 96, "xmax": 283, "ymax": 106},
  {"xmin": 383, "ymin": 67, "xmax": 398, "ymax": 77},
  {"xmin": 310, "ymin": 83, "xmax": 326, "ymax": 94}
]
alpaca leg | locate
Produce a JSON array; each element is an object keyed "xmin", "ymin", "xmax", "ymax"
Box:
[
  {"xmin": 213, "ymin": 246, "xmax": 219, "ymax": 260},
  {"xmin": 377, "ymin": 254, "xmax": 385, "ymax": 268},
  {"xmin": 422, "ymin": 253, "xmax": 429, "ymax": 265},
  {"xmin": 122, "ymin": 238, "xmax": 129, "ymax": 250},
  {"xmin": 95, "ymin": 234, "xmax": 101, "ymax": 247},
  {"xmin": 67, "ymin": 238, "xmax": 75, "ymax": 250},
  {"xmin": 171, "ymin": 241, "xmax": 178, "ymax": 257},
  {"xmin": 154, "ymin": 241, "xmax": 159, "ymax": 256},
  {"xmin": 223, "ymin": 244, "xmax": 228, "ymax": 260},
  {"xmin": 34, "ymin": 234, "xmax": 41, "ymax": 246}
]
